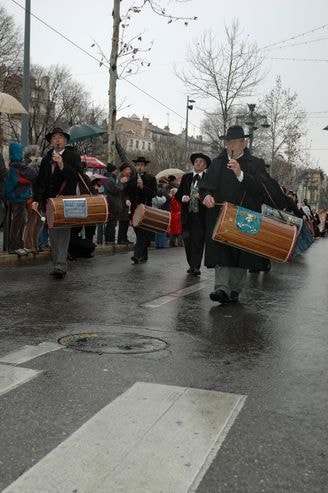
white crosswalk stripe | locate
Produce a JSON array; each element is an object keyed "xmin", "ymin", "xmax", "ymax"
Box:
[
  {"xmin": 3, "ymin": 382, "xmax": 246, "ymax": 493},
  {"xmin": 0, "ymin": 364, "xmax": 41, "ymax": 397},
  {"xmin": 0, "ymin": 342, "xmax": 62, "ymax": 396}
]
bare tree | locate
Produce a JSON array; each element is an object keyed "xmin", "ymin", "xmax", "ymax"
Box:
[
  {"xmin": 177, "ymin": 20, "xmax": 265, "ymax": 137},
  {"xmin": 148, "ymin": 141, "xmax": 184, "ymax": 174},
  {"xmin": 258, "ymin": 76, "xmax": 307, "ymax": 180},
  {"xmin": 0, "ymin": 5, "xmax": 23, "ymax": 91},
  {"xmin": 105, "ymin": 0, "xmax": 196, "ymax": 164},
  {"xmin": 28, "ymin": 64, "xmax": 105, "ymax": 150}
]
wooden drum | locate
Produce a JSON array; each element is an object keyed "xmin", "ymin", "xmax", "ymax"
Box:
[
  {"xmin": 261, "ymin": 204, "xmax": 303, "ymax": 233},
  {"xmin": 212, "ymin": 202, "xmax": 298, "ymax": 263},
  {"xmin": 132, "ymin": 204, "xmax": 171, "ymax": 233},
  {"xmin": 46, "ymin": 194, "xmax": 109, "ymax": 228}
]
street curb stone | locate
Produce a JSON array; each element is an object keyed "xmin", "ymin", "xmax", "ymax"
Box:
[{"xmin": 0, "ymin": 244, "xmax": 134, "ymax": 267}]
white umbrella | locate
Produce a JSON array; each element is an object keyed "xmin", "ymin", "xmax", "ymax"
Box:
[
  {"xmin": 156, "ymin": 168, "xmax": 185, "ymax": 180},
  {"xmin": 0, "ymin": 92, "xmax": 27, "ymax": 114}
]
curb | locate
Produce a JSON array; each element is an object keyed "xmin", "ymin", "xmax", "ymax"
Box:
[{"xmin": 0, "ymin": 244, "xmax": 134, "ymax": 267}]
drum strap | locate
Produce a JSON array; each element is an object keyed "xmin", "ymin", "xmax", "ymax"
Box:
[
  {"xmin": 56, "ymin": 173, "xmax": 92, "ymax": 197},
  {"xmin": 262, "ymin": 183, "xmax": 285, "ymax": 221},
  {"xmin": 77, "ymin": 172, "xmax": 92, "ymax": 196},
  {"xmin": 56, "ymin": 180, "xmax": 67, "ymax": 197}
]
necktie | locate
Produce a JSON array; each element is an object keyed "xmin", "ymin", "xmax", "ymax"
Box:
[{"xmin": 193, "ymin": 173, "xmax": 200, "ymax": 183}]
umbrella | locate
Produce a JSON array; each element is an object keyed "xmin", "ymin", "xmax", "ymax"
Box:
[
  {"xmin": 156, "ymin": 168, "xmax": 185, "ymax": 180},
  {"xmin": 80, "ymin": 155, "xmax": 107, "ymax": 169},
  {"xmin": 68, "ymin": 123, "xmax": 106, "ymax": 143},
  {"xmin": 86, "ymin": 171, "xmax": 109, "ymax": 183},
  {"xmin": 0, "ymin": 92, "xmax": 27, "ymax": 114}
]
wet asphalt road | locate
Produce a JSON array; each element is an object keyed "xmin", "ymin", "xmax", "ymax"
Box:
[{"xmin": 0, "ymin": 238, "xmax": 327, "ymax": 492}]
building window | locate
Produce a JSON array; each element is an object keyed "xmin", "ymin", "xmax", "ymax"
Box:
[
  {"xmin": 142, "ymin": 141, "xmax": 145, "ymax": 149},
  {"xmin": 129, "ymin": 139, "xmax": 133, "ymax": 147},
  {"xmin": 148, "ymin": 143, "xmax": 151, "ymax": 151},
  {"xmin": 136, "ymin": 140, "xmax": 139, "ymax": 149}
]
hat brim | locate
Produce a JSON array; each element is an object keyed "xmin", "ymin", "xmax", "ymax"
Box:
[
  {"xmin": 190, "ymin": 153, "xmax": 211, "ymax": 168},
  {"xmin": 132, "ymin": 156, "xmax": 150, "ymax": 164},
  {"xmin": 219, "ymin": 134, "xmax": 249, "ymax": 140},
  {"xmin": 46, "ymin": 131, "xmax": 70, "ymax": 143}
]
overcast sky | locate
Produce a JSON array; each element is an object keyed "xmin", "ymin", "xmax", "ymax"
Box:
[{"xmin": 3, "ymin": 0, "xmax": 328, "ymax": 171}]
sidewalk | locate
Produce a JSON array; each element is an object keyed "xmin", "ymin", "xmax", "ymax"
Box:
[{"xmin": 0, "ymin": 243, "xmax": 134, "ymax": 267}]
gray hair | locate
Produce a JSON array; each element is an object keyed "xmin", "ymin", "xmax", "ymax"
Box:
[{"xmin": 24, "ymin": 144, "xmax": 39, "ymax": 160}]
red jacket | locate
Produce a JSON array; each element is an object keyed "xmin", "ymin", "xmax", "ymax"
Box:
[{"xmin": 169, "ymin": 196, "xmax": 182, "ymax": 235}]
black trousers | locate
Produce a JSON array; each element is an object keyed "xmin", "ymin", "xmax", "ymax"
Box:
[
  {"xmin": 182, "ymin": 212, "xmax": 205, "ymax": 270},
  {"xmin": 118, "ymin": 220, "xmax": 129, "ymax": 242},
  {"xmin": 133, "ymin": 227, "xmax": 151, "ymax": 260},
  {"xmin": 105, "ymin": 211, "xmax": 119, "ymax": 242}
]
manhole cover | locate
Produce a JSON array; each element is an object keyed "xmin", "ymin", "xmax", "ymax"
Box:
[{"xmin": 58, "ymin": 332, "xmax": 169, "ymax": 354}]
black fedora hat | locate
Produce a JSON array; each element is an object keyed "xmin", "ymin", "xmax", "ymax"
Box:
[
  {"xmin": 190, "ymin": 152, "xmax": 211, "ymax": 168},
  {"xmin": 220, "ymin": 125, "xmax": 249, "ymax": 141},
  {"xmin": 46, "ymin": 127, "xmax": 70, "ymax": 143},
  {"xmin": 132, "ymin": 156, "xmax": 150, "ymax": 164}
]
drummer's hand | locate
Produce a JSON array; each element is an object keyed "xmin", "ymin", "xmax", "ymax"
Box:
[
  {"xmin": 182, "ymin": 195, "xmax": 190, "ymax": 203},
  {"xmin": 31, "ymin": 201, "xmax": 39, "ymax": 211},
  {"xmin": 120, "ymin": 176, "xmax": 128, "ymax": 184},
  {"xmin": 137, "ymin": 177, "xmax": 143, "ymax": 189},
  {"xmin": 126, "ymin": 199, "xmax": 131, "ymax": 207},
  {"xmin": 227, "ymin": 158, "xmax": 241, "ymax": 177},
  {"xmin": 203, "ymin": 195, "xmax": 215, "ymax": 208}
]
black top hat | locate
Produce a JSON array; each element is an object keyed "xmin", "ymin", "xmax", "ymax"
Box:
[
  {"xmin": 220, "ymin": 125, "xmax": 249, "ymax": 141},
  {"xmin": 45, "ymin": 127, "xmax": 70, "ymax": 143},
  {"xmin": 190, "ymin": 152, "xmax": 211, "ymax": 168},
  {"xmin": 107, "ymin": 163, "xmax": 117, "ymax": 173},
  {"xmin": 132, "ymin": 156, "xmax": 150, "ymax": 164}
]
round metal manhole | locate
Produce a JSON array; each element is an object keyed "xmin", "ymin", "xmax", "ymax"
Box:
[{"xmin": 58, "ymin": 332, "xmax": 169, "ymax": 354}]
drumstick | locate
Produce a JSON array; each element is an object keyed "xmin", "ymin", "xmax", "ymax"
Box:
[{"xmin": 34, "ymin": 209, "xmax": 46, "ymax": 222}]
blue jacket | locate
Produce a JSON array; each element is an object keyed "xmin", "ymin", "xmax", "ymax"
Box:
[{"xmin": 4, "ymin": 161, "xmax": 37, "ymax": 203}]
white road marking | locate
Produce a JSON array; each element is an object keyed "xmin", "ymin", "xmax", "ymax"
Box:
[
  {"xmin": 0, "ymin": 342, "xmax": 62, "ymax": 365},
  {"xmin": 3, "ymin": 382, "xmax": 246, "ymax": 493},
  {"xmin": 142, "ymin": 281, "xmax": 208, "ymax": 307},
  {"xmin": 0, "ymin": 364, "xmax": 40, "ymax": 397}
]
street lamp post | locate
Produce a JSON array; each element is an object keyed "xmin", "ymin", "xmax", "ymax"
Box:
[
  {"xmin": 21, "ymin": 0, "xmax": 31, "ymax": 147},
  {"xmin": 244, "ymin": 103, "xmax": 270, "ymax": 153},
  {"xmin": 184, "ymin": 96, "xmax": 195, "ymax": 166}
]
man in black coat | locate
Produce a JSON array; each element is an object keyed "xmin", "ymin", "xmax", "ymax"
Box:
[
  {"xmin": 129, "ymin": 156, "xmax": 157, "ymax": 264},
  {"xmin": 175, "ymin": 152, "xmax": 211, "ymax": 276},
  {"xmin": 32, "ymin": 127, "xmax": 82, "ymax": 278},
  {"xmin": 199, "ymin": 125, "xmax": 270, "ymax": 303}
]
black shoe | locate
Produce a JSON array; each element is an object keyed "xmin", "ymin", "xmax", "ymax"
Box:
[
  {"xmin": 230, "ymin": 291, "xmax": 239, "ymax": 303},
  {"xmin": 50, "ymin": 269, "xmax": 66, "ymax": 279},
  {"xmin": 192, "ymin": 268, "xmax": 201, "ymax": 276},
  {"xmin": 209, "ymin": 289, "xmax": 230, "ymax": 303},
  {"xmin": 139, "ymin": 257, "xmax": 148, "ymax": 263},
  {"xmin": 131, "ymin": 256, "xmax": 139, "ymax": 264},
  {"xmin": 187, "ymin": 267, "xmax": 194, "ymax": 274}
]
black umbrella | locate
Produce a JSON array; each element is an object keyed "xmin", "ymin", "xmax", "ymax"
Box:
[{"xmin": 68, "ymin": 123, "xmax": 106, "ymax": 143}]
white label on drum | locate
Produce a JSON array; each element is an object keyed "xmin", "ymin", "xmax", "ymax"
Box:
[{"xmin": 63, "ymin": 198, "xmax": 88, "ymax": 218}]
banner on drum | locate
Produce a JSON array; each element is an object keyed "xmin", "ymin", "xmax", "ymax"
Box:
[{"xmin": 63, "ymin": 198, "xmax": 88, "ymax": 218}]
